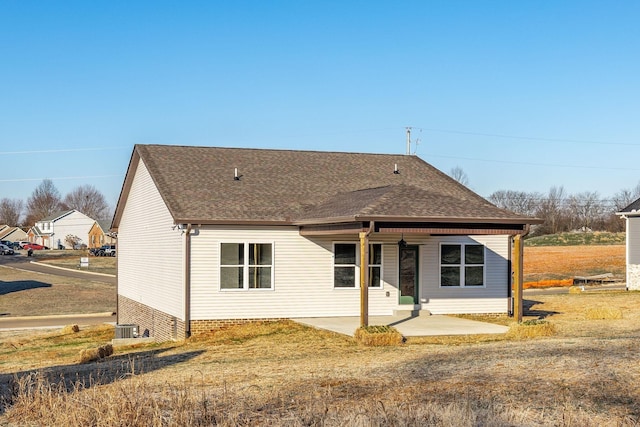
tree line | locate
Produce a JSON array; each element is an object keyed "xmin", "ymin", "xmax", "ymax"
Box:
[
  {"xmin": 0, "ymin": 179, "xmax": 111, "ymax": 227},
  {"xmin": 487, "ymin": 184, "xmax": 640, "ymax": 235}
]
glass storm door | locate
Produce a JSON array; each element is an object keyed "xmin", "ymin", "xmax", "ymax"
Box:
[{"xmin": 399, "ymin": 246, "xmax": 419, "ymax": 305}]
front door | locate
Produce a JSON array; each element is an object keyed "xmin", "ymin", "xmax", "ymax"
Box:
[{"xmin": 399, "ymin": 245, "xmax": 419, "ymax": 305}]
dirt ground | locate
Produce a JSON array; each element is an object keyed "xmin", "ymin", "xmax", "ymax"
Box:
[{"xmin": 524, "ymin": 244, "xmax": 625, "ymax": 282}]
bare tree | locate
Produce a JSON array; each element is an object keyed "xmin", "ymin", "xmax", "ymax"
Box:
[
  {"xmin": 449, "ymin": 166, "xmax": 469, "ymax": 186},
  {"xmin": 26, "ymin": 179, "xmax": 62, "ymax": 225},
  {"xmin": 488, "ymin": 190, "xmax": 541, "ymax": 216},
  {"xmin": 62, "ymin": 185, "xmax": 109, "ymax": 220},
  {"xmin": 535, "ymin": 186, "xmax": 568, "ymax": 235},
  {"xmin": 567, "ymin": 191, "xmax": 604, "ymax": 231},
  {"xmin": 612, "ymin": 182, "xmax": 640, "ymax": 211},
  {"xmin": 0, "ymin": 198, "xmax": 24, "ymax": 226}
]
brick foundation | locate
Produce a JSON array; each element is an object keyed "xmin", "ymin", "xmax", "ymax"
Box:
[
  {"xmin": 190, "ymin": 318, "xmax": 286, "ymax": 335},
  {"xmin": 118, "ymin": 296, "xmax": 286, "ymax": 341},
  {"xmin": 117, "ymin": 295, "xmax": 186, "ymax": 342}
]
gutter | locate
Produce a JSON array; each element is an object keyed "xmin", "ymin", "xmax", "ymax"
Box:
[{"xmin": 184, "ymin": 224, "xmax": 192, "ymax": 338}]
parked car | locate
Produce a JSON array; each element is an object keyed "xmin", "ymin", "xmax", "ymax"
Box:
[
  {"xmin": 0, "ymin": 244, "xmax": 15, "ymax": 255},
  {"xmin": 16, "ymin": 241, "xmax": 30, "ymax": 249},
  {"xmin": 91, "ymin": 244, "xmax": 116, "ymax": 256},
  {"xmin": 22, "ymin": 243, "xmax": 46, "ymax": 250}
]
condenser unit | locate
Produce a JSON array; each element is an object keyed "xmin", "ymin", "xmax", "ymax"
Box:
[{"xmin": 115, "ymin": 324, "xmax": 138, "ymax": 339}]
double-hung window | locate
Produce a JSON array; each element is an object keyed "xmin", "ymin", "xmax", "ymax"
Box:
[
  {"xmin": 440, "ymin": 243, "xmax": 485, "ymax": 287},
  {"xmin": 220, "ymin": 243, "xmax": 273, "ymax": 290},
  {"xmin": 333, "ymin": 243, "xmax": 382, "ymax": 288}
]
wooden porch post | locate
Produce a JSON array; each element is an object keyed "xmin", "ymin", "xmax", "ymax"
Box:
[
  {"xmin": 359, "ymin": 231, "xmax": 369, "ymax": 328},
  {"xmin": 513, "ymin": 234, "xmax": 524, "ymax": 322}
]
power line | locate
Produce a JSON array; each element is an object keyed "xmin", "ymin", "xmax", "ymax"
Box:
[
  {"xmin": 416, "ymin": 127, "xmax": 640, "ymax": 146},
  {"xmin": 432, "ymin": 154, "xmax": 640, "ymax": 172},
  {"xmin": 0, "ymin": 175, "xmax": 121, "ymax": 183}
]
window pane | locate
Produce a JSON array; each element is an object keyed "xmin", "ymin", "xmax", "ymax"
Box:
[
  {"xmin": 221, "ymin": 243, "xmax": 243, "ymax": 265},
  {"xmin": 335, "ymin": 244, "xmax": 356, "ymax": 264},
  {"xmin": 221, "ymin": 266, "xmax": 243, "ymax": 289},
  {"xmin": 369, "ymin": 266, "xmax": 381, "ymax": 287},
  {"xmin": 369, "ymin": 244, "xmax": 381, "ymax": 265},
  {"xmin": 465, "ymin": 245, "xmax": 484, "ymax": 264},
  {"xmin": 249, "ymin": 266, "xmax": 272, "ymax": 288},
  {"xmin": 465, "ymin": 266, "xmax": 484, "ymax": 286},
  {"xmin": 334, "ymin": 266, "xmax": 355, "ymax": 287},
  {"xmin": 441, "ymin": 266, "xmax": 460, "ymax": 286},
  {"xmin": 249, "ymin": 243, "xmax": 272, "ymax": 265},
  {"xmin": 441, "ymin": 245, "xmax": 461, "ymax": 264}
]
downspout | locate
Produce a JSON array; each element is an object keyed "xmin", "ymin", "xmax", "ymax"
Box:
[
  {"xmin": 184, "ymin": 224, "xmax": 192, "ymax": 338},
  {"xmin": 512, "ymin": 224, "xmax": 531, "ymax": 323},
  {"xmin": 359, "ymin": 221, "xmax": 375, "ymax": 328}
]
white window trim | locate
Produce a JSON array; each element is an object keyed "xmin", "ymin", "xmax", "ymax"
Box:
[
  {"xmin": 439, "ymin": 242, "xmax": 486, "ymax": 288},
  {"xmin": 332, "ymin": 242, "xmax": 384, "ymax": 289},
  {"xmin": 219, "ymin": 241, "xmax": 275, "ymax": 291}
]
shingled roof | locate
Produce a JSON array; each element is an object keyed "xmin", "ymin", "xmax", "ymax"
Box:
[
  {"xmin": 113, "ymin": 144, "xmax": 536, "ymax": 227},
  {"xmin": 619, "ymin": 197, "xmax": 640, "ymax": 214}
]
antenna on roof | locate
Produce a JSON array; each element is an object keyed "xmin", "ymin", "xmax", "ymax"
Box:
[
  {"xmin": 405, "ymin": 127, "xmax": 411, "ymax": 155},
  {"xmin": 405, "ymin": 126, "xmax": 421, "ymax": 155}
]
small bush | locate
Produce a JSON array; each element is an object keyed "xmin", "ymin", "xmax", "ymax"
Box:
[
  {"xmin": 62, "ymin": 324, "xmax": 80, "ymax": 334},
  {"xmin": 79, "ymin": 343, "xmax": 114, "ymax": 363},
  {"xmin": 506, "ymin": 320, "xmax": 555, "ymax": 339},
  {"xmin": 354, "ymin": 325, "xmax": 403, "ymax": 346},
  {"xmin": 585, "ymin": 307, "xmax": 623, "ymax": 320},
  {"xmin": 568, "ymin": 286, "xmax": 583, "ymax": 294}
]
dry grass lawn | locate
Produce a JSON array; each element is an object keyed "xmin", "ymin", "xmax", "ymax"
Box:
[
  {"xmin": 2, "ymin": 291, "xmax": 640, "ymax": 426},
  {"xmin": 0, "ymin": 265, "xmax": 115, "ymax": 317}
]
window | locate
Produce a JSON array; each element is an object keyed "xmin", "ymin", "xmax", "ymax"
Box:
[
  {"xmin": 333, "ymin": 243, "xmax": 383, "ymax": 288},
  {"xmin": 368, "ymin": 243, "xmax": 382, "ymax": 288},
  {"xmin": 334, "ymin": 243, "xmax": 356, "ymax": 288},
  {"xmin": 220, "ymin": 243, "xmax": 273, "ymax": 290},
  {"xmin": 440, "ymin": 243, "xmax": 485, "ymax": 287}
]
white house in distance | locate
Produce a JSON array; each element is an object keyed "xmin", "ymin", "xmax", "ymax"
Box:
[
  {"xmin": 112, "ymin": 144, "xmax": 541, "ymax": 342},
  {"xmin": 617, "ymin": 198, "xmax": 640, "ymax": 290},
  {"xmin": 29, "ymin": 210, "xmax": 96, "ymax": 249}
]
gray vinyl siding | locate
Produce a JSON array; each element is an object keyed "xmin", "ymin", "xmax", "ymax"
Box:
[
  {"xmin": 190, "ymin": 228, "xmax": 400, "ymax": 319},
  {"xmin": 117, "ymin": 159, "xmax": 184, "ymax": 319},
  {"xmin": 190, "ymin": 231, "xmax": 511, "ymax": 318},
  {"xmin": 419, "ymin": 235, "xmax": 510, "ymax": 314},
  {"xmin": 626, "ymin": 217, "xmax": 640, "ymax": 289}
]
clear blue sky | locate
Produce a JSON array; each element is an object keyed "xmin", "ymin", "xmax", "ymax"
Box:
[{"xmin": 1, "ymin": 1, "xmax": 639, "ymax": 211}]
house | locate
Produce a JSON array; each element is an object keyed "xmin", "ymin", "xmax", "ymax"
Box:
[
  {"xmin": 88, "ymin": 220, "xmax": 117, "ymax": 249},
  {"xmin": 0, "ymin": 225, "xmax": 28, "ymax": 243},
  {"xmin": 112, "ymin": 144, "xmax": 540, "ymax": 341},
  {"xmin": 29, "ymin": 210, "xmax": 96, "ymax": 249},
  {"xmin": 617, "ymin": 198, "xmax": 640, "ymax": 290}
]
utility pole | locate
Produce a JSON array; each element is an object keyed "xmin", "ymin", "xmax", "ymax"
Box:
[{"xmin": 406, "ymin": 127, "xmax": 411, "ymax": 155}]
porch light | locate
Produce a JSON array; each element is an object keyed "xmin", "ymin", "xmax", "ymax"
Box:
[{"xmin": 398, "ymin": 234, "xmax": 407, "ymax": 248}]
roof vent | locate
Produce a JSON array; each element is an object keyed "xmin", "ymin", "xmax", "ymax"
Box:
[
  {"xmin": 234, "ymin": 168, "xmax": 240, "ymax": 181},
  {"xmin": 393, "ymin": 164, "xmax": 400, "ymax": 174}
]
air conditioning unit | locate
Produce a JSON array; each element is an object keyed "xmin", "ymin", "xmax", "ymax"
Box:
[{"xmin": 115, "ymin": 324, "xmax": 138, "ymax": 339}]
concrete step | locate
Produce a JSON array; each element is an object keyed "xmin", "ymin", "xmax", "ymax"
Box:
[{"xmin": 393, "ymin": 309, "xmax": 431, "ymax": 317}]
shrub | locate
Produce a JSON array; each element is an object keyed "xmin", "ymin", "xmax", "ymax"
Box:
[
  {"xmin": 354, "ymin": 325, "xmax": 403, "ymax": 346},
  {"xmin": 506, "ymin": 319, "xmax": 555, "ymax": 339},
  {"xmin": 79, "ymin": 343, "xmax": 114, "ymax": 363}
]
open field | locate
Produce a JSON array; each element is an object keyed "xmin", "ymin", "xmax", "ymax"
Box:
[
  {"xmin": 523, "ymin": 245, "xmax": 625, "ymax": 284},
  {"xmin": 2, "ymin": 291, "xmax": 640, "ymax": 426}
]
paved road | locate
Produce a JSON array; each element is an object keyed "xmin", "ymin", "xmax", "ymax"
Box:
[
  {"xmin": 0, "ymin": 252, "xmax": 115, "ymax": 284},
  {"xmin": 0, "ymin": 252, "xmax": 116, "ymax": 330}
]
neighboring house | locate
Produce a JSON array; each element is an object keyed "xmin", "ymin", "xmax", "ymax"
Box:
[
  {"xmin": 30, "ymin": 210, "xmax": 96, "ymax": 249},
  {"xmin": 112, "ymin": 144, "xmax": 541, "ymax": 341},
  {"xmin": 0, "ymin": 226, "xmax": 28, "ymax": 243},
  {"xmin": 617, "ymin": 198, "xmax": 640, "ymax": 290},
  {"xmin": 88, "ymin": 220, "xmax": 117, "ymax": 248}
]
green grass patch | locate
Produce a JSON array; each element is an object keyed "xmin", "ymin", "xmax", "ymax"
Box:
[{"xmin": 525, "ymin": 232, "xmax": 624, "ymax": 246}]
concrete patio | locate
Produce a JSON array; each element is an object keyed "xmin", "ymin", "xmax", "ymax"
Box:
[{"xmin": 294, "ymin": 313, "xmax": 509, "ymax": 337}]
